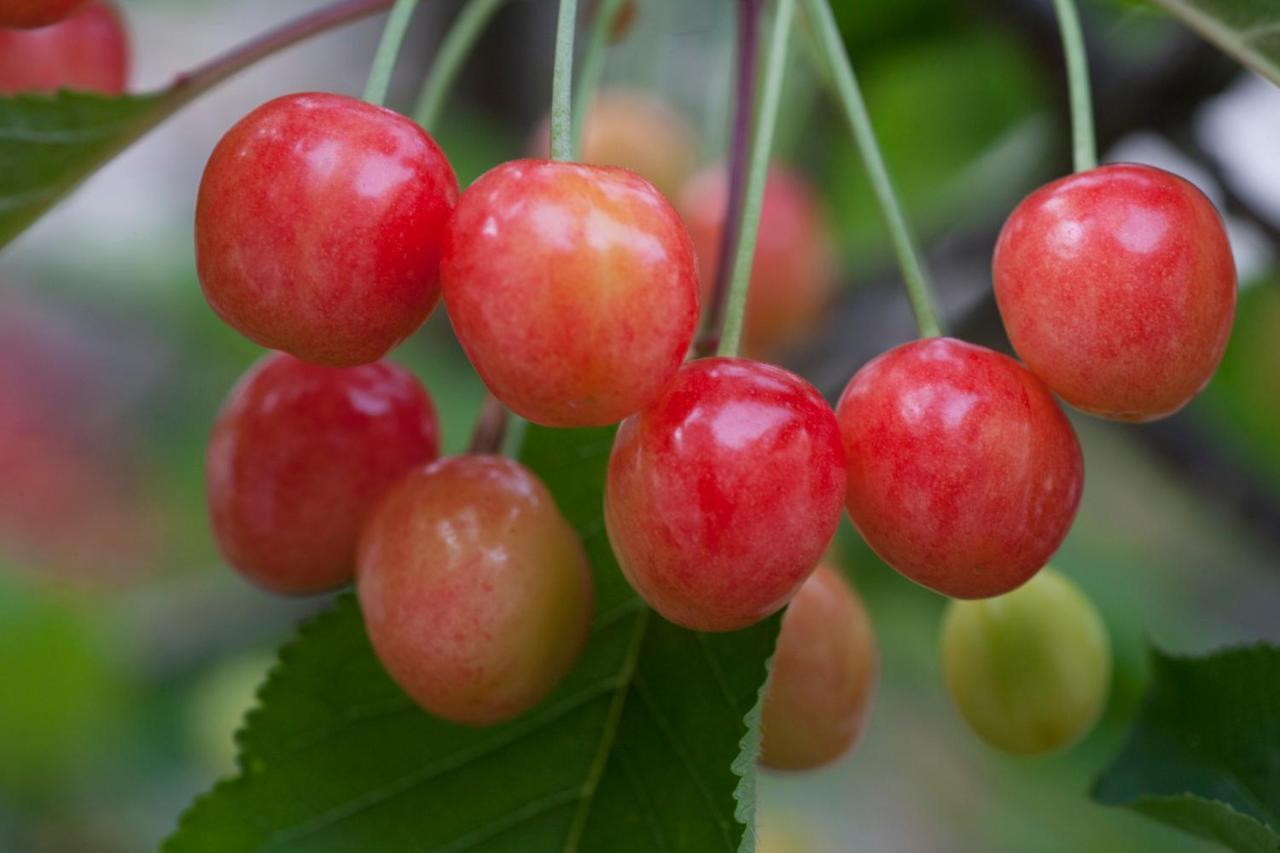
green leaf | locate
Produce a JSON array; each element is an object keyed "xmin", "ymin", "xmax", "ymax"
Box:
[
  {"xmin": 1093, "ymin": 644, "xmax": 1280, "ymax": 853},
  {"xmin": 0, "ymin": 91, "xmax": 169, "ymax": 248},
  {"xmin": 165, "ymin": 424, "xmax": 780, "ymax": 852},
  {"xmin": 1149, "ymin": 0, "xmax": 1280, "ymax": 87}
]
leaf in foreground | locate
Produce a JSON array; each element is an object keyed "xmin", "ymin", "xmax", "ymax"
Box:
[
  {"xmin": 1093, "ymin": 643, "xmax": 1280, "ymax": 853},
  {"xmin": 165, "ymin": 424, "xmax": 780, "ymax": 852}
]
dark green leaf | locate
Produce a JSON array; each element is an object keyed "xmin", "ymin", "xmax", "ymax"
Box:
[
  {"xmin": 1093, "ymin": 644, "xmax": 1280, "ymax": 853},
  {"xmin": 1149, "ymin": 0, "xmax": 1280, "ymax": 86},
  {"xmin": 165, "ymin": 424, "xmax": 780, "ymax": 852}
]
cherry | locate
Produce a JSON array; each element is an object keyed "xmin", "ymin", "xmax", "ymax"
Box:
[
  {"xmin": 760, "ymin": 563, "xmax": 877, "ymax": 772},
  {"xmin": 529, "ymin": 89, "xmax": 698, "ymax": 201},
  {"xmin": 0, "ymin": 1, "xmax": 127, "ymax": 95},
  {"xmin": 993, "ymin": 163, "xmax": 1236, "ymax": 421},
  {"xmin": 605, "ymin": 357, "xmax": 846, "ymax": 631},
  {"xmin": 940, "ymin": 566, "xmax": 1110, "ymax": 755},
  {"xmin": 441, "ymin": 159, "xmax": 699, "ymax": 427},
  {"xmin": 357, "ymin": 455, "xmax": 594, "ymax": 726},
  {"xmin": 680, "ymin": 165, "xmax": 836, "ymax": 355},
  {"xmin": 195, "ymin": 93, "xmax": 459, "ymax": 367},
  {"xmin": 0, "ymin": 0, "xmax": 85, "ymax": 29},
  {"xmin": 836, "ymin": 337, "xmax": 1083, "ymax": 599},
  {"xmin": 207, "ymin": 352, "xmax": 439, "ymax": 595}
]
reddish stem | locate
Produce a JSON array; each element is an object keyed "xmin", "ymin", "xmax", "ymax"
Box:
[{"xmin": 468, "ymin": 393, "xmax": 511, "ymax": 455}]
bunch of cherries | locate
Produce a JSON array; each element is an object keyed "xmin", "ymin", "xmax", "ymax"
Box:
[{"xmin": 4, "ymin": 0, "xmax": 1237, "ymax": 769}]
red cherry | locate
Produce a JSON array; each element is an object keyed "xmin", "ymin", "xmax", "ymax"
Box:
[
  {"xmin": 836, "ymin": 337, "xmax": 1083, "ymax": 599},
  {"xmin": 441, "ymin": 159, "xmax": 699, "ymax": 427},
  {"xmin": 0, "ymin": 1, "xmax": 127, "ymax": 94},
  {"xmin": 0, "ymin": 0, "xmax": 85, "ymax": 29},
  {"xmin": 760, "ymin": 563, "xmax": 877, "ymax": 772},
  {"xmin": 993, "ymin": 163, "xmax": 1236, "ymax": 421},
  {"xmin": 680, "ymin": 165, "xmax": 836, "ymax": 355},
  {"xmin": 195, "ymin": 93, "xmax": 459, "ymax": 367},
  {"xmin": 207, "ymin": 352, "xmax": 440, "ymax": 595},
  {"xmin": 605, "ymin": 357, "xmax": 846, "ymax": 631},
  {"xmin": 357, "ymin": 455, "xmax": 594, "ymax": 726}
]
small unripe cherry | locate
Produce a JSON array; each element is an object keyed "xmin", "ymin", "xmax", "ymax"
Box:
[
  {"xmin": 528, "ymin": 90, "xmax": 697, "ymax": 201},
  {"xmin": 195, "ymin": 93, "xmax": 459, "ymax": 366},
  {"xmin": 441, "ymin": 159, "xmax": 699, "ymax": 427},
  {"xmin": 357, "ymin": 455, "xmax": 594, "ymax": 726},
  {"xmin": 0, "ymin": 1, "xmax": 127, "ymax": 94},
  {"xmin": 993, "ymin": 163, "xmax": 1236, "ymax": 421},
  {"xmin": 605, "ymin": 357, "xmax": 846, "ymax": 631},
  {"xmin": 206, "ymin": 353, "xmax": 439, "ymax": 595},
  {"xmin": 680, "ymin": 165, "xmax": 837, "ymax": 355},
  {"xmin": 760, "ymin": 563, "xmax": 877, "ymax": 772},
  {"xmin": 0, "ymin": 0, "xmax": 86, "ymax": 29},
  {"xmin": 940, "ymin": 566, "xmax": 1110, "ymax": 755},
  {"xmin": 836, "ymin": 337, "xmax": 1083, "ymax": 599}
]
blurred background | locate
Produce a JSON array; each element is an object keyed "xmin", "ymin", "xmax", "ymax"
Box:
[{"xmin": 2, "ymin": 0, "xmax": 1278, "ymax": 850}]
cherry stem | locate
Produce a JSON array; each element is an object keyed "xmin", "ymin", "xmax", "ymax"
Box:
[
  {"xmin": 412, "ymin": 0, "xmax": 507, "ymax": 130},
  {"xmin": 1052, "ymin": 0, "xmax": 1098, "ymax": 173},
  {"xmin": 165, "ymin": 0, "xmax": 397, "ymax": 108},
  {"xmin": 570, "ymin": 0, "xmax": 628, "ymax": 158},
  {"xmin": 695, "ymin": 0, "xmax": 763, "ymax": 357},
  {"xmin": 363, "ymin": 0, "xmax": 423, "ymax": 106},
  {"xmin": 467, "ymin": 393, "xmax": 511, "ymax": 455},
  {"xmin": 550, "ymin": 0, "xmax": 581, "ymax": 162},
  {"xmin": 716, "ymin": 0, "xmax": 797, "ymax": 358},
  {"xmin": 801, "ymin": 0, "xmax": 942, "ymax": 339}
]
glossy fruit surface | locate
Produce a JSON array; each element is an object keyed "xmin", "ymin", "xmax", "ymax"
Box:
[
  {"xmin": 441, "ymin": 159, "xmax": 698, "ymax": 427},
  {"xmin": 605, "ymin": 357, "xmax": 846, "ymax": 631},
  {"xmin": 836, "ymin": 337, "xmax": 1083, "ymax": 599},
  {"xmin": 207, "ymin": 353, "xmax": 439, "ymax": 594},
  {"xmin": 680, "ymin": 165, "xmax": 836, "ymax": 355},
  {"xmin": 529, "ymin": 90, "xmax": 697, "ymax": 201},
  {"xmin": 760, "ymin": 563, "xmax": 877, "ymax": 771},
  {"xmin": 195, "ymin": 92, "xmax": 459, "ymax": 366},
  {"xmin": 993, "ymin": 163, "xmax": 1236, "ymax": 421},
  {"xmin": 0, "ymin": 0, "xmax": 85, "ymax": 28},
  {"xmin": 0, "ymin": 1, "xmax": 126, "ymax": 94},
  {"xmin": 357, "ymin": 455, "xmax": 594, "ymax": 725},
  {"xmin": 941, "ymin": 566, "xmax": 1110, "ymax": 755}
]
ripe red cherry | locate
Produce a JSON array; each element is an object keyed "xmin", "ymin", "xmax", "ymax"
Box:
[
  {"xmin": 605, "ymin": 357, "xmax": 846, "ymax": 631},
  {"xmin": 357, "ymin": 455, "xmax": 594, "ymax": 726},
  {"xmin": 0, "ymin": 0, "xmax": 85, "ymax": 29},
  {"xmin": 680, "ymin": 165, "xmax": 836, "ymax": 356},
  {"xmin": 441, "ymin": 159, "xmax": 698, "ymax": 427},
  {"xmin": 195, "ymin": 93, "xmax": 459, "ymax": 367},
  {"xmin": 993, "ymin": 163, "xmax": 1236, "ymax": 421},
  {"xmin": 207, "ymin": 353, "xmax": 439, "ymax": 595},
  {"xmin": 760, "ymin": 563, "xmax": 877, "ymax": 772},
  {"xmin": 836, "ymin": 337, "xmax": 1083, "ymax": 599},
  {"xmin": 0, "ymin": 1, "xmax": 127, "ymax": 94}
]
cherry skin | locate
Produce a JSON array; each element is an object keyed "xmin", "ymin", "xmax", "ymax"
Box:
[
  {"xmin": 0, "ymin": 1, "xmax": 127, "ymax": 94},
  {"xmin": 195, "ymin": 93, "xmax": 459, "ymax": 367},
  {"xmin": 836, "ymin": 337, "xmax": 1083, "ymax": 599},
  {"xmin": 941, "ymin": 566, "xmax": 1110, "ymax": 755},
  {"xmin": 441, "ymin": 159, "xmax": 698, "ymax": 427},
  {"xmin": 357, "ymin": 455, "xmax": 594, "ymax": 726},
  {"xmin": 529, "ymin": 89, "xmax": 698, "ymax": 201},
  {"xmin": 0, "ymin": 0, "xmax": 85, "ymax": 29},
  {"xmin": 206, "ymin": 352, "xmax": 439, "ymax": 595},
  {"xmin": 680, "ymin": 165, "xmax": 836, "ymax": 356},
  {"xmin": 605, "ymin": 357, "xmax": 846, "ymax": 632},
  {"xmin": 993, "ymin": 163, "xmax": 1236, "ymax": 421},
  {"xmin": 760, "ymin": 563, "xmax": 877, "ymax": 772}
]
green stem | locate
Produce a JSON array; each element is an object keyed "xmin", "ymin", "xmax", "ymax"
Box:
[
  {"xmin": 1052, "ymin": 0, "xmax": 1097, "ymax": 172},
  {"xmin": 550, "ymin": 0, "xmax": 580, "ymax": 161},
  {"xmin": 801, "ymin": 0, "xmax": 941, "ymax": 338},
  {"xmin": 571, "ymin": 0, "xmax": 627, "ymax": 158},
  {"xmin": 412, "ymin": 0, "xmax": 506, "ymax": 130},
  {"xmin": 362, "ymin": 0, "xmax": 422, "ymax": 106},
  {"xmin": 717, "ymin": 0, "xmax": 797, "ymax": 358}
]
